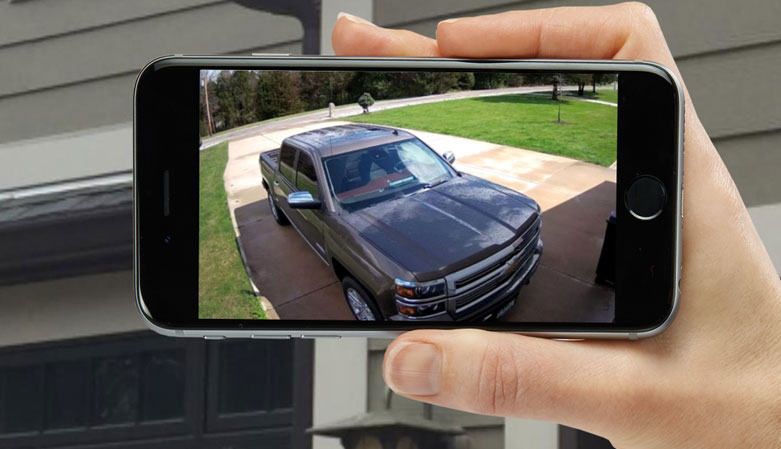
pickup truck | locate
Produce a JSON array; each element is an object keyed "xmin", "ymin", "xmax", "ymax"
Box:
[{"xmin": 260, "ymin": 124, "xmax": 542, "ymax": 321}]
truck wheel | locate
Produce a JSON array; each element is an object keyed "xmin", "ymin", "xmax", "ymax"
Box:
[
  {"xmin": 342, "ymin": 277, "xmax": 381, "ymax": 321},
  {"xmin": 267, "ymin": 194, "xmax": 289, "ymax": 225}
]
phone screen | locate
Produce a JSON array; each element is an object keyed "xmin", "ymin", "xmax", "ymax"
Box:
[{"xmin": 197, "ymin": 69, "xmax": 618, "ymax": 323}]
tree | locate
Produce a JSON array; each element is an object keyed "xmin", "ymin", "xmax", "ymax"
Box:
[
  {"xmin": 457, "ymin": 72, "xmax": 475, "ymax": 90},
  {"xmin": 564, "ymin": 74, "xmax": 592, "ymax": 96},
  {"xmin": 552, "ymin": 74, "xmax": 561, "ymax": 100},
  {"xmin": 522, "ymin": 73, "xmax": 554, "ymax": 86},
  {"xmin": 347, "ymin": 72, "xmax": 391, "ymax": 101},
  {"xmin": 592, "ymin": 73, "xmax": 618, "ymax": 92},
  {"xmin": 428, "ymin": 72, "xmax": 461, "ymax": 94},
  {"xmin": 358, "ymin": 92, "xmax": 375, "ymax": 113},
  {"xmin": 299, "ymin": 71, "xmax": 353, "ymax": 109},
  {"xmin": 473, "ymin": 72, "xmax": 515, "ymax": 89},
  {"xmin": 200, "ymin": 71, "xmax": 215, "ymax": 136},
  {"xmin": 255, "ymin": 71, "xmax": 303, "ymax": 121}
]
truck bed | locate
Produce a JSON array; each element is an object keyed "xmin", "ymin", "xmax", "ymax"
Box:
[
  {"xmin": 259, "ymin": 148, "xmax": 280, "ymax": 189},
  {"xmin": 260, "ymin": 149, "xmax": 280, "ymax": 170}
]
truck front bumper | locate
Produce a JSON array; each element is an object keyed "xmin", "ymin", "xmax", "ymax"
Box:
[{"xmin": 389, "ymin": 239, "xmax": 543, "ymax": 322}]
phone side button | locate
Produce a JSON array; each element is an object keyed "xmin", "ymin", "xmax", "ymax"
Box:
[
  {"xmin": 203, "ymin": 335, "xmax": 225, "ymax": 340},
  {"xmin": 250, "ymin": 334, "xmax": 292, "ymax": 339},
  {"xmin": 300, "ymin": 335, "xmax": 341, "ymax": 339}
]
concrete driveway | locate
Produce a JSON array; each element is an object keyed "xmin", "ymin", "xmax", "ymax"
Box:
[{"xmin": 226, "ymin": 122, "xmax": 615, "ymax": 322}]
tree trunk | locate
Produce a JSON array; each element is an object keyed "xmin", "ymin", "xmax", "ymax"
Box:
[{"xmin": 204, "ymin": 81, "xmax": 213, "ymax": 135}]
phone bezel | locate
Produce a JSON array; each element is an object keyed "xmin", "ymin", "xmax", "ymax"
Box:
[{"xmin": 133, "ymin": 56, "xmax": 683, "ymax": 339}]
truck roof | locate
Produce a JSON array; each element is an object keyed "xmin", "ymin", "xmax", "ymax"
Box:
[{"xmin": 283, "ymin": 124, "xmax": 415, "ymax": 158}]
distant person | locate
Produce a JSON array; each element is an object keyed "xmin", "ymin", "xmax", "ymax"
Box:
[{"xmin": 333, "ymin": 3, "xmax": 781, "ymax": 448}]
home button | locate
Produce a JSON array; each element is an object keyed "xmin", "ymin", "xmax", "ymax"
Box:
[{"xmin": 625, "ymin": 176, "xmax": 666, "ymax": 220}]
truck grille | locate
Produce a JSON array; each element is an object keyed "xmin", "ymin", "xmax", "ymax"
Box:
[{"xmin": 451, "ymin": 217, "xmax": 541, "ymax": 309}]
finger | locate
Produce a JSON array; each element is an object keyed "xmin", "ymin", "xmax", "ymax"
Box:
[
  {"xmin": 436, "ymin": 2, "xmax": 675, "ymax": 68},
  {"xmin": 383, "ymin": 329, "xmax": 646, "ymax": 436},
  {"xmin": 332, "ymin": 12, "xmax": 440, "ymax": 57}
]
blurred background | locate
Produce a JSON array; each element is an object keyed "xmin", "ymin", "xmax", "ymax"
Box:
[{"xmin": 0, "ymin": 1, "xmax": 778, "ymax": 448}]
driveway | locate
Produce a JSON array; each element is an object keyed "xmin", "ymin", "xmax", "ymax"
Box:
[{"xmin": 226, "ymin": 123, "xmax": 615, "ymax": 322}]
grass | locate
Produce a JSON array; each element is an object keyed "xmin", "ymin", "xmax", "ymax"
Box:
[
  {"xmin": 595, "ymin": 89, "xmax": 618, "ymax": 104},
  {"xmin": 564, "ymin": 88, "xmax": 618, "ymax": 104},
  {"xmin": 345, "ymin": 93, "xmax": 617, "ymax": 166},
  {"xmin": 198, "ymin": 142, "xmax": 266, "ymax": 319}
]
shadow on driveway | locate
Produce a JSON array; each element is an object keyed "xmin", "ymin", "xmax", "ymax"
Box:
[
  {"xmin": 234, "ymin": 195, "xmax": 353, "ymax": 320},
  {"xmin": 503, "ymin": 181, "xmax": 615, "ymax": 323}
]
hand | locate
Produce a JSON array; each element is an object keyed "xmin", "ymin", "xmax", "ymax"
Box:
[{"xmin": 333, "ymin": 4, "xmax": 781, "ymax": 448}]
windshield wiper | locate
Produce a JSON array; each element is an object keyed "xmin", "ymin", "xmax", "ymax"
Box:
[
  {"xmin": 423, "ymin": 178, "xmax": 449, "ymax": 189},
  {"xmin": 388, "ymin": 176, "xmax": 416, "ymax": 188}
]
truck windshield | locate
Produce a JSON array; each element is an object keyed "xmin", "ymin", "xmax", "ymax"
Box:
[{"xmin": 323, "ymin": 138, "xmax": 455, "ymax": 212}]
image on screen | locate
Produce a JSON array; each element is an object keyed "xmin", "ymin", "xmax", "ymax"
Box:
[{"xmin": 198, "ymin": 70, "xmax": 618, "ymax": 323}]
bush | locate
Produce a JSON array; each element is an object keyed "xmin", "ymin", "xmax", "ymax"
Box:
[{"xmin": 358, "ymin": 92, "xmax": 375, "ymax": 113}]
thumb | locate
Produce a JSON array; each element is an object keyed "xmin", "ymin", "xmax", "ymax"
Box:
[{"xmin": 383, "ymin": 329, "xmax": 644, "ymax": 437}]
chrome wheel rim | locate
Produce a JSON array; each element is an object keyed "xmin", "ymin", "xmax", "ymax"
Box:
[
  {"xmin": 268, "ymin": 195, "xmax": 279, "ymax": 219},
  {"xmin": 346, "ymin": 288, "xmax": 376, "ymax": 321}
]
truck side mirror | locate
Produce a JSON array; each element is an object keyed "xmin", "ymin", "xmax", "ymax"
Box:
[
  {"xmin": 443, "ymin": 151, "xmax": 456, "ymax": 164},
  {"xmin": 288, "ymin": 191, "xmax": 322, "ymax": 209}
]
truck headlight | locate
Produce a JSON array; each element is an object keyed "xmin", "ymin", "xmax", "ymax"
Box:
[
  {"xmin": 396, "ymin": 300, "xmax": 445, "ymax": 317},
  {"xmin": 395, "ymin": 278, "xmax": 447, "ymax": 317},
  {"xmin": 395, "ymin": 278, "xmax": 445, "ymax": 300}
]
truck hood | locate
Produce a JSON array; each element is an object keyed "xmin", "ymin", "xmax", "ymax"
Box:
[{"xmin": 342, "ymin": 175, "xmax": 540, "ymax": 281}]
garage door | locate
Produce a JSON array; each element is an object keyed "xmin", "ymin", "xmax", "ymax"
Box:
[{"xmin": 0, "ymin": 332, "xmax": 313, "ymax": 449}]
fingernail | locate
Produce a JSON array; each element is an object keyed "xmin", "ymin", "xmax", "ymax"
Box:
[
  {"xmin": 384, "ymin": 342, "xmax": 442, "ymax": 396},
  {"xmin": 438, "ymin": 18, "xmax": 461, "ymax": 26},
  {"xmin": 337, "ymin": 12, "xmax": 375, "ymax": 26}
]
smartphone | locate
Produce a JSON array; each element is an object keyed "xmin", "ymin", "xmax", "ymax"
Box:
[{"xmin": 134, "ymin": 56, "xmax": 683, "ymax": 339}]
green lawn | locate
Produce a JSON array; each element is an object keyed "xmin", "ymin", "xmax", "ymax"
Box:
[
  {"xmin": 595, "ymin": 89, "xmax": 618, "ymax": 104},
  {"xmin": 199, "ymin": 142, "xmax": 266, "ymax": 319},
  {"xmin": 564, "ymin": 88, "xmax": 618, "ymax": 104},
  {"xmin": 346, "ymin": 93, "xmax": 617, "ymax": 166}
]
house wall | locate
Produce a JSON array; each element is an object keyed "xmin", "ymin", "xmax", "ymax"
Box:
[
  {"xmin": 0, "ymin": 271, "xmax": 143, "ymax": 347},
  {"xmin": 0, "ymin": 0, "xmax": 303, "ymax": 190},
  {"xmin": 313, "ymin": 338, "xmax": 368, "ymax": 449}
]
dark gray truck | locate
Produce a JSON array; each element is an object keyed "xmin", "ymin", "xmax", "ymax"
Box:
[{"xmin": 260, "ymin": 124, "xmax": 542, "ymax": 321}]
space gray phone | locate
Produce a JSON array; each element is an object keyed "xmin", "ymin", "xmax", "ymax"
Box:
[{"xmin": 134, "ymin": 56, "xmax": 683, "ymax": 339}]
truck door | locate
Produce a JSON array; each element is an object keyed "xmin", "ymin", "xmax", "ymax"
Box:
[
  {"xmin": 276, "ymin": 143, "xmax": 298, "ymax": 218},
  {"xmin": 292, "ymin": 150, "xmax": 327, "ymax": 259}
]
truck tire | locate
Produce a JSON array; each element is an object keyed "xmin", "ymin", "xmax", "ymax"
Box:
[
  {"xmin": 267, "ymin": 194, "xmax": 289, "ymax": 225},
  {"xmin": 342, "ymin": 276, "xmax": 381, "ymax": 321}
]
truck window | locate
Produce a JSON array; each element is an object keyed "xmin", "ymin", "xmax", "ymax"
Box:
[
  {"xmin": 279, "ymin": 144, "xmax": 296, "ymax": 182},
  {"xmin": 323, "ymin": 138, "xmax": 454, "ymax": 212},
  {"xmin": 295, "ymin": 151, "xmax": 320, "ymax": 198}
]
